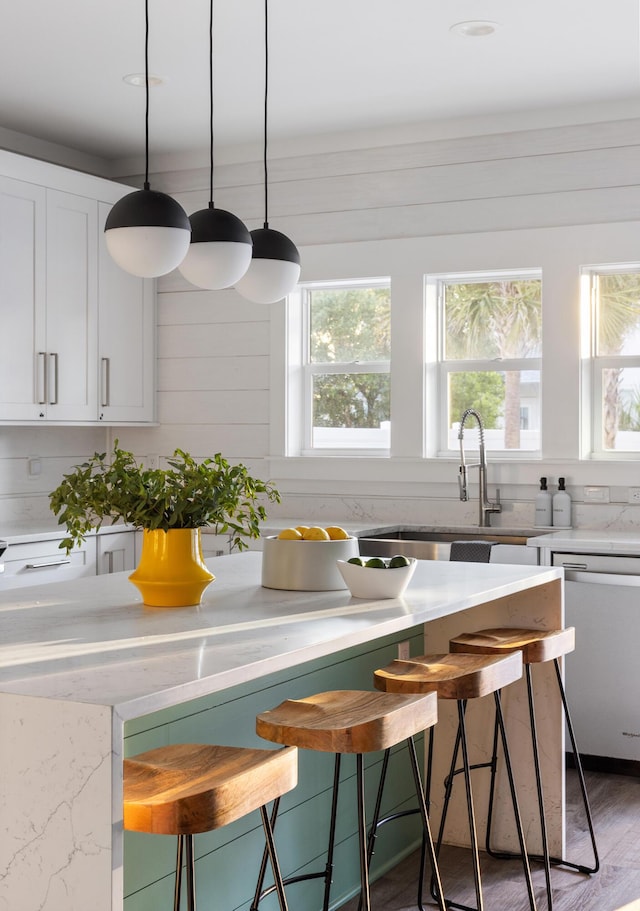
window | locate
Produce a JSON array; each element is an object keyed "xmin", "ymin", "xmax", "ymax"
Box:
[
  {"xmin": 433, "ymin": 270, "xmax": 542, "ymax": 453},
  {"xmin": 301, "ymin": 279, "xmax": 391, "ymax": 452},
  {"xmin": 585, "ymin": 266, "xmax": 640, "ymax": 456}
]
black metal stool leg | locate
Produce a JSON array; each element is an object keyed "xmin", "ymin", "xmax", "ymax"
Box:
[
  {"xmin": 174, "ymin": 835, "xmax": 184, "ymax": 911},
  {"xmin": 356, "ymin": 754, "xmax": 371, "ymax": 911},
  {"xmin": 251, "ymin": 798, "xmax": 281, "ymax": 910},
  {"xmin": 524, "ymin": 664, "xmax": 554, "ymax": 911},
  {"xmin": 484, "ymin": 667, "xmax": 553, "ymax": 910},
  {"xmin": 487, "ymin": 664, "xmax": 553, "ymax": 911},
  {"xmin": 364, "ymin": 747, "xmax": 392, "ymax": 873},
  {"xmin": 405, "ymin": 736, "xmax": 446, "ymax": 911},
  {"xmin": 429, "ymin": 703, "xmax": 463, "ymax": 906},
  {"xmin": 493, "ymin": 690, "xmax": 538, "ymax": 911},
  {"xmin": 185, "ymin": 833, "xmax": 196, "ymax": 911},
  {"xmin": 360, "ymin": 737, "xmax": 446, "ymax": 911},
  {"xmin": 260, "ymin": 804, "xmax": 289, "ymax": 911},
  {"xmin": 553, "ymin": 658, "xmax": 599, "ymax": 874},
  {"xmin": 251, "ymin": 755, "xmax": 342, "ymax": 911},
  {"xmin": 486, "ymin": 660, "xmax": 599, "ymax": 892},
  {"xmin": 418, "ymin": 726, "xmax": 435, "ymax": 911},
  {"xmin": 430, "ymin": 700, "xmax": 484, "ymax": 911},
  {"xmin": 322, "ymin": 753, "xmax": 342, "ymax": 911}
]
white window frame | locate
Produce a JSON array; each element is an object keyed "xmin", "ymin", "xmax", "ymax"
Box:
[
  {"xmin": 583, "ymin": 263, "xmax": 640, "ymax": 460},
  {"xmin": 297, "ymin": 277, "xmax": 391, "ymax": 457},
  {"xmin": 430, "ymin": 268, "xmax": 542, "ymax": 459}
]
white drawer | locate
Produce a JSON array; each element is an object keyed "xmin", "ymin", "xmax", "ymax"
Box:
[{"xmin": 0, "ymin": 538, "xmax": 96, "ymax": 590}]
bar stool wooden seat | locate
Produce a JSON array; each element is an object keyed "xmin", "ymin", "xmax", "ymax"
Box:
[
  {"xmin": 124, "ymin": 742, "xmax": 298, "ymax": 911},
  {"xmin": 373, "ymin": 651, "xmax": 537, "ymax": 911},
  {"xmin": 252, "ymin": 689, "xmax": 447, "ymax": 911},
  {"xmin": 449, "ymin": 627, "xmax": 599, "ymax": 911}
]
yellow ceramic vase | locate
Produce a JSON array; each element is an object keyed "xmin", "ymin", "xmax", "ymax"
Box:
[{"xmin": 129, "ymin": 528, "xmax": 215, "ymax": 607}]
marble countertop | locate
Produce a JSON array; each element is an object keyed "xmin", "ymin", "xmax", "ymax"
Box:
[
  {"xmin": 0, "ymin": 551, "xmax": 561, "ymax": 720},
  {"xmin": 527, "ymin": 528, "xmax": 640, "ymax": 552},
  {"xmin": 258, "ymin": 520, "xmax": 545, "ymax": 538},
  {"xmin": 0, "ymin": 520, "xmax": 133, "ymax": 545},
  {"xmin": 1, "ymin": 518, "xmax": 542, "ymax": 546}
]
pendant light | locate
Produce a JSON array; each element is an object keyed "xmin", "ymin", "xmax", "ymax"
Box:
[
  {"xmin": 178, "ymin": 0, "xmax": 252, "ymax": 289},
  {"xmin": 104, "ymin": 0, "xmax": 191, "ymax": 278},
  {"xmin": 235, "ymin": 0, "xmax": 300, "ymax": 304}
]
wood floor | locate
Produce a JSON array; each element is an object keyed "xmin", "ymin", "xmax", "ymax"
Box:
[{"xmin": 347, "ymin": 770, "xmax": 640, "ymax": 911}]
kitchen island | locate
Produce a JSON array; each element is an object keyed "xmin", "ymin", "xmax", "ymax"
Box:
[{"xmin": 0, "ymin": 552, "xmax": 563, "ymax": 911}]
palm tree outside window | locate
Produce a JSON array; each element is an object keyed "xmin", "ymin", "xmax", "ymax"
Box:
[
  {"xmin": 436, "ymin": 270, "xmax": 543, "ymax": 454},
  {"xmin": 586, "ymin": 267, "xmax": 640, "ymax": 455}
]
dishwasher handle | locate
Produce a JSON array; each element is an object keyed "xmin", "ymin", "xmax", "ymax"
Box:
[{"xmin": 563, "ymin": 569, "xmax": 640, "ymax": 586}]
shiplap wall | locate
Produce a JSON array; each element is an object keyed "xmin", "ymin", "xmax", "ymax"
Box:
[{"xmin": 4, "ymin": 116, "xmax": 640, "ymax": 527}]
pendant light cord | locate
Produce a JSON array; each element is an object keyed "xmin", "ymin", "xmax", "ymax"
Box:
[
  {"xmin": 263, "ymin": 0, "xmax": 269, "ymax": 229},
  {"xmin": 144, "ymin": 0, "xmax": 150, "ymax": 191},
  {"xmin": 209, "ymin": 0, "xmax": 215, "ymax": 208}
]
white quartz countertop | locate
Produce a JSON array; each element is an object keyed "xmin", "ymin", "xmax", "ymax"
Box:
[
  {"xmin": 0, "ymin": 551, "xmax": 561, "ymax": 719},
  {"xmin": 258, "ymin": 520, "xmax": 542, "ymax": 538},
  {"xmin": 0, "ymin": 520, "xmax": 133, "ymax": 545},
  {"xmin": 527, "ymin": 528, "xmax": 640, "ymax": 552}
]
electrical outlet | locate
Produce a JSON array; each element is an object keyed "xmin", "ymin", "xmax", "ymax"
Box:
[
  {"xmin": 147, "ymin": 454, "xmax": 159, "ymax": 470},
  {"xmin": 583, "ymin": 485, "xmax": 609, "ymax": 503},
  {"xmin": 397, "ymin": 641, "xmax": 410, "ymax": 660},
  {"xmin": 629, "ymin": 488, "xmax": 640, "ymax": 503},
  {"xmin": 27, "ymin": 456, "xmax": 42, "ymax": 479}
]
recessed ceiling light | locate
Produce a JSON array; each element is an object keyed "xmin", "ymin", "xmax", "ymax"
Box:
[
  {"xmin": 123, "ymin": 73, "xmax": 164, "ymax": 87},
  {"xmin": 450, "ymin": 20, "xmax": 498, "ymax": 37}
]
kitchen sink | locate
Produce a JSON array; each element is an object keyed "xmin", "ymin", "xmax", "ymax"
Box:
[{"xmin": 358, "ymin": 528, "xmax": 532, "ymax": 563}]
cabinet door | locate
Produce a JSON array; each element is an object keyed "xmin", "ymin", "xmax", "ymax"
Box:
[
  {"xmin": 0, "ymin": 176, "xmax": 46, "ymax": 420},
  {"xmin": 96, "ymin": 530, "xmax": 136, "ymax": 574},
  {"xmin": 1, "ymin": 538, "xmax": 96, "ymax": 589},
  {"xmin": 45, "ymin": 189, "xmax": 98, "ymax": 421},
  {"xmin": 98, "ymin": 202, "xmax": 155, "ymax": 423}
]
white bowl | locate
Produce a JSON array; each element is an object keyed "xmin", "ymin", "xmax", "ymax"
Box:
[
  {"xmin": 336, "ymin": 557, "xmax": 417, "ymax": 599},
  {"xmin": 261, "ymin": 535, "xmax": 360, "ymax": 591}
]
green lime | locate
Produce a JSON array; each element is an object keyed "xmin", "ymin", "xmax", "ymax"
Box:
[
  {"xmin": 389, "ymin": 555, "xmax": 410, "ymax": 568},
  {"xmin": 347, "ymin": 556, "xmax": 365, "ymax": 566},
  {"xmin": 365, "ymin": 557, "xmax": 387, "ymax": 569}
]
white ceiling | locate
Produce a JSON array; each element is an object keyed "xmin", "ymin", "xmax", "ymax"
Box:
[{"xmin": 3, "ymin": 0, "xmax": 640, "ymax": 171}]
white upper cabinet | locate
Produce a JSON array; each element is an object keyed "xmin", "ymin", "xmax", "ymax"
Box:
[
  {"xmin": 0, "ymin": 152, "xmax": 155, "ymax": 425},
  {"xmin": 44, "ymin": 189, "xmax": 98, "ymax": 421},
  {"xmin": 0, "ymin": 176, "xmax": 46, "ymax": 420},
  {"xmin": 97, "ymin": 202, "xmax": 155, "ymax": 423}
]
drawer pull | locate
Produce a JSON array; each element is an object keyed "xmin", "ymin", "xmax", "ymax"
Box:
[{"xmin": 24, "ymin": 559, "xmax": 72, "ymax": 570}]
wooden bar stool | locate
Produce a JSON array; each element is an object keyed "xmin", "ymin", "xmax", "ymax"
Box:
[
  {"xmin": 124, "ymin": 742, "xmax": 298, "ymax": 911},
  {"xmin": 373, "ymin": 651, "xmax": 537, "ymax": 911},
  {"xmin": 449, "ymin": 627, "xmax": 599, "ymax": 911},
  {"xmin": 251, "ymin": 689, "xmax": 447, "ymax": 911}
]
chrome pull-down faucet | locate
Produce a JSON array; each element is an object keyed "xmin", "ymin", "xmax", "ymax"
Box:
[{"xmin": 458, "ymin": 408, "xmax": 501, "ymax": 527}]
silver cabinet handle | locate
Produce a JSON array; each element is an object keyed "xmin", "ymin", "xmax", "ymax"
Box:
[
  {"xmin": 37, "ymin": 351, "xmax": 47, "ymax": 404},
  {"xmin": 49, "ymin": 352, "xmax": 59, "ymax": 405},
  {"xmin": 25, "ymin": 559, "xmax": 71, "ymax": 570},
  {"xmin": 101, "ymin": 357, "xmax": 110, "ymax": 407}
]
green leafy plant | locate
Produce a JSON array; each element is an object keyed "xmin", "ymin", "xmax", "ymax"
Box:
[{"xmin": 49, "ymin": 442, "xmax": 280, "ymax": 554}]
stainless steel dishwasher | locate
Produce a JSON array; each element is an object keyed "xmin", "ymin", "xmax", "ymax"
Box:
[{"xmin": 551, "ymin": 551, "xmax": 640, "ymax": 769}]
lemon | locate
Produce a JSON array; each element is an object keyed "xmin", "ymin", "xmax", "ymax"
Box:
[
  {"xmin": 325, "ymin": 525, "xmax": 350, "ymax": 540},
  {"xmin": 302, "ymin": 526, "xmax": 331, "ymax": 541},
  {"xmin": 277, "ymin": 528, "xmax": 303, "ymax": 540},
  {"xmin": 295, "ymin": 526, "xmax": 309, "ymax": 535}
]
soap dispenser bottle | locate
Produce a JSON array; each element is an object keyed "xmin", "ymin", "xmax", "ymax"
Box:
[
  {"xmin": 534, "ymin": 477, "xmax": 553, "ymax": 527},
  {"xmin": 552, "ymin": 477, "xmax": 572, "ymax": 528}
]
